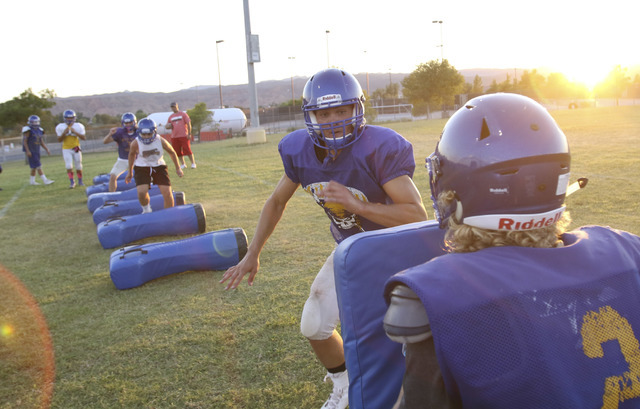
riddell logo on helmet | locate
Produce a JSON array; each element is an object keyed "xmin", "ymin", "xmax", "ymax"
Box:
[
  {"xmin": 317, "ymin": 94, "xmax": 342, "ymax": 105},
  {"xmin": 498, "ymin": 209, "xmax": 564, "ymax": 230}
]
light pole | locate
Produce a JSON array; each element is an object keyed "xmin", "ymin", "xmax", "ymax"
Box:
[
  {"xmin": 215, "ymin": 40, "xmax": 224, "ymax": 108},
  {"xmin": 432, "ymin": 20, "xmax": 443, "ymax": 62},
  {"xmin": 325, "ymin": 30, "xmax": 330, "ymax": 68},
  {"xmin": 288, "ymin": 56, "xmax": 296, "ymax": 128},
  {"xmin": 364, "ymin": 50, "xmax": 370, "ymax": 96}
]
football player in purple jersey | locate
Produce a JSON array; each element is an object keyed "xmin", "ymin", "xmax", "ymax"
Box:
[
  {"xmin": 221, "ymin": 68, "xmax": 428, "ymax": 409},
  {"xmin": 384, "ymin": 93, "xmax": 640, "ymax": 408},
  {"xmin": 22, "ymin": 115, "xmax": 55, "ymax": 186},
  {"xmin": 103, "ymin": 112, "xmax": 138, "ymax": 192}
]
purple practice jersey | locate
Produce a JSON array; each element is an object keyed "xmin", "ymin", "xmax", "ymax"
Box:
[
  {"xmin": 279, "ymin": 125, "xmax": 416, "ymax": 243},
  {"xmin": 112, "ymin": 128, "xmax": 138, "ymax": 160},
  {"xmin": 386, "ymin": 225, "xmax": 640, "ymax": 408}
]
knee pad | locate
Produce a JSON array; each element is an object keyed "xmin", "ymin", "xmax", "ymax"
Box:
[{"xmin": 300, "ymin": 296, "xmax": 331, "ymax": 340}]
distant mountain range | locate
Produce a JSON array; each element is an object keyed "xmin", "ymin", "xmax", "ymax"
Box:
[{"xmin": 48, "ymin": 69, "xmax": 553, "ymax": 119}]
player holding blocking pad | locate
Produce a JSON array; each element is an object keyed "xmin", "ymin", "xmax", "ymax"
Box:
[
  {"xmin": 221, "ymin": 68, "xmax": 428, "ymax": 409},
  {"xmin": 125, "ymin": 118, "xmax": 183, "ymax": 213},
  {"xmin": 384, "ymin": 93, "xmax": 640, "ymax": 408}
]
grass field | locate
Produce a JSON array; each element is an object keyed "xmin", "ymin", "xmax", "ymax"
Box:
[{"xmin": 0, "ymin": 105, "xmax": 639, "ymax": 408}]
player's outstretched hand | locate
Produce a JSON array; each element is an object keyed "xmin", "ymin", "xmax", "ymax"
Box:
[
  {"xmin": 176, "ymin": 167, "xmax": 184, "ymax": 178},
  {"xmin": 220, "ymin": 252, "xmax": 260, "ymax": 290}
]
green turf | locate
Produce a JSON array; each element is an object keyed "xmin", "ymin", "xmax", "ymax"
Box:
[{"xmin": 0, "ymin": 105, "xmax": 638, "ymax": 408}]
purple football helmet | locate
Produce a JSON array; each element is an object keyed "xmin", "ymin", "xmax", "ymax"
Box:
[
  {"xmin": 427, "ymin": 93, "xmax": 570, "ymax": 231},
  {"xmin": 121, "ymin": 112, "xmax": 137, "ymax": 133},
  {"xmin": 302, "ymin": 69, "xmax": 365, "ymax": 157},
  {"xmin": 28, "ymin": 115, "xmax": 40, "ymax": 126},
  {"xmin": 137, "ymin": 118, "xmax": 157, "ymax": 145},
  {"xmin": 63, "ymin": 109, "xmax": 76, "ymax": 125}
]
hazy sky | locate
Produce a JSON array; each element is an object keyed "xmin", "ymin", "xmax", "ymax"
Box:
[{"xmin": 2, "ymin": 0, "xmax": 636, "ymax": 103}]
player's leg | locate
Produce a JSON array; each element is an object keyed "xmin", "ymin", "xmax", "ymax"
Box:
[
  {"xmin": 74, "ymin": 150, "xmax": 84, "ymax": 186},
  {"xmin": 62, "ymin": 149, "xmax": 75, "ymax": 188},
  {"xmin": 183, "ymin": 139, "xmax": 196, "ymax": 168},
  {"xmin": 171, "ymin": 138, "xmax": 186, "ymax": 168},
  {"xmin": 109, "ymin": 159, "xmax": 128, "ymax": 192},
  {"xmin": 151, "ymin": 166, "xmax": 174, "ymax": 209},
  {"xmin": 300, "ymin": 250, "xmax": 349, "ymax": 409},
  {"xmin": 133, "ymin": 166, "xmax": 152, "ymax": 213}
]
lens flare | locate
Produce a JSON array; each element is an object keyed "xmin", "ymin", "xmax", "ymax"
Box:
[
  {"xmin": 0, "ymin": 264, "xmax": 55, "ymax": 409},
  {"xmin": 1, "ymin": 323, "xmax": 15, "ymax": 337}
]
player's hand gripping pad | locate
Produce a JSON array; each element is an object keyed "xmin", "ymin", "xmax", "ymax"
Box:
[
  {"xmin": 97, "ymin": 203, "xmax": 207, "ymax": 249},
  {"xmin": 333, "ymin": 220, "xmax": 446, "ymax": 409},
  {"xmin": 110, "ymin": 228, "xmax": 248, "ymax": 290},
  {"xmin": 87, "ymin": 185, "xmax": 162, "ymax": 213},
  {"xmin": 92, "ymin": 192, "xmax": 186, "ymax": 225}
]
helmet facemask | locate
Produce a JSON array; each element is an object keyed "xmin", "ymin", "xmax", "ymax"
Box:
[{"xmin": 305, "ymin": 103, "xmax": 364, "ymax": 156}]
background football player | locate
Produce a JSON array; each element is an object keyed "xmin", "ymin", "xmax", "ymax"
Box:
[{"xmin": 55, "ymin": 109, "xmax": 86, "ymax": 189}]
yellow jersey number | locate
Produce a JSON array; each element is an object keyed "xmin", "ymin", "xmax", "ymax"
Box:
[{"xmin": 582, "ymin": 305, "xmax": 640, "ymax": 409}]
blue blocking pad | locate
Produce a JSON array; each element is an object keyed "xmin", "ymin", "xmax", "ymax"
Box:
[
  {"xmin": 97, "ymin": 203, "xmax": 206, "ymax": 249},
  {"xmin": 87, "ymin": 185, "xmax": 162, "ymax": 213},
  {"xmin": 92, "ymin": 192, "xmax": 185, "ymax": 225},
  {"xmin": 333, "ymin": 220, "xmax": 446, "ymax": 409},
  {"xmin": 92, "ymin": 172, "xmax": 129, "ymax": 185},
  {"xmin": 86, "ymin": 180, "xmax": 136, "ymax": 197},
  {"xmin": 109, "ymin": 228, "xmax": 248, "ymax": 290}
]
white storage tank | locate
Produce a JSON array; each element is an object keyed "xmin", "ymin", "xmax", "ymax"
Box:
[{"xmin": 145, "ymin": 108, "xmax": 247, "ymax": 136}]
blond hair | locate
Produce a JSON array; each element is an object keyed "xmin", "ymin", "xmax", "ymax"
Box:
[{"xmin": 437, "ymin": 191, "xmax": 571, "ymax": 253}]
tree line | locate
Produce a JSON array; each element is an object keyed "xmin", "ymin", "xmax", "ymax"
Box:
[{"xmin": 2, "ymin": 62, "xmax": 638, "ymax": 137}]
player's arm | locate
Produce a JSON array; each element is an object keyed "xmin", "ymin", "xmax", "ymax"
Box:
[
  {"xmin": 384, "ymin": 284, "xmax": 452, "ymax": 408},
  {"xmin": 56, "ymin": 125, "xmax": 65, "ymax": 142},
  {"xmin": 22, "ymin": 132, "xmax": 32, "ymax": 157},
  {"xmin": 322, "ymin": 175, "xmax": 428, "ymax": 228},
  {"xmin": 40, "ymin": 137, "xmax": 51, "ymax": 155},
  {"xmin": 103, "ymin": 127, "xmax": 118, "ymax": 144},
  {"xmin": 161, "ymin": 137, "xmax": 184, "ymax": 177},
  {"xmin": 220, "ymin": 174, "xmax": 299, "ymax": 290},
  {"xmin": 125, "ymin": 140, "xmax": 139, "ymax": 184},
  {"xmin": 75, "ymin": 124, "xmax": 86, "ymax": 140},
  {"xmin": 187, "ymin": 117, "xmax": 193, "ymax": 140}
]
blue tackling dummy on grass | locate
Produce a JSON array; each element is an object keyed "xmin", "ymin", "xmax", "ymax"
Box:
[
  {"xmin": 333, "ymin": 220, "xmax": 446, "ymax": 409},
  {"xmin": 87, "ymin": 185, "xmax": 162, "ymax": 213},
  {"xmin": 86, "ymin": 181, "xmax": 137, "ymax": 197},
  {"xmin": 92, "ymin": 192, "xmax": 185, "ymax": 224},
  {"xmin": 110, "ymin": 228, "xmax": 248, "ymax": 290},
  {"xmin": 97, "ymin": 203, "xmax": 206, "ymax": 249},
  {"xmin": 92, "ymin": 172, "xmax": 129, "ymax": 185}
]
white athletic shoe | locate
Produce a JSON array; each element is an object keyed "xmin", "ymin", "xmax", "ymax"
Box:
[
  {"xmin": 180, "ymin": 164, "xmax": 187, "ymax": 169},
  {"xmin": 30, "ymin": 181, "xmax": 40, "ymax": 185},
  {"xmin": 44, "ymin": 179, "xmax": 55, "ymax": 185},
  {"xmin": 191, "ymin": 163, "xmax": 197, "ymax": 169},
  {"xmin": 321, "ymin": 371, "xmax": 349, "ymax": 409}
]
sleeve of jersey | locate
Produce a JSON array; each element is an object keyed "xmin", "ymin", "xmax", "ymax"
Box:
[
  {"xmin": 373, "ymin": 131, "xmax": 416, "ymax": 185},
  {"xmin": 278, "ymin": 135, "xmax": 300, "ymax": 184}
]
